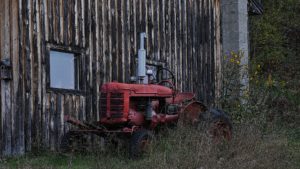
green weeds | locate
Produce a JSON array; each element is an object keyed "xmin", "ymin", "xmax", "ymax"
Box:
[{"xmin": 1, "ymin": 124, "xmax": 298, "ymax": 169}]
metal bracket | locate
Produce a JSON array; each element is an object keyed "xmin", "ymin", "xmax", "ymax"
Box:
[{"xmin": 0, "ymin": 58, "xmax": 12, "ymax": 80}]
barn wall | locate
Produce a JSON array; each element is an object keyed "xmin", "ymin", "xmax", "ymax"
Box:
[
  {"xmin": 1, "ymin": 0, "xmax": 24, "ymax": 156},
  {"xmin": 0, "ymin": 0, "xmax": 222, "ymax": 156}
]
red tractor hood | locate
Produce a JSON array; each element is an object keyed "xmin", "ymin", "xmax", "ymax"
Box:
[{"xmin": 101, "ymin": 82, "xmax": 173, "ymax": 97}]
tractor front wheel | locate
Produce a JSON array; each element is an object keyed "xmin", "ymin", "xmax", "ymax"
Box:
[
  {"xmin": 129, "ymin": 129, "xmax": 152, "ymax": 158},
  {"xmin": 60, "ymin": 131, "xmax": 86, "ymax": 153}
]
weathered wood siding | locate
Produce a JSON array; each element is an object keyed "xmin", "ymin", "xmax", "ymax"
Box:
[{"xmin": 0, "ymin": 0, "xmax": 222, "ymax": 156}]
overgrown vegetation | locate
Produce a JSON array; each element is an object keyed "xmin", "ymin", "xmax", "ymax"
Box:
[
  {"xmin": 248, "ymin": 0, "xmax": 300, "ymax": 129},
  {"xmin": 220, "ymin": 0, "xmax": 300, "ymax": 168},
  {"xmin": 252, "ymin": 0, "xmax": 300, "ymax": 133},
  {"xmin": 0, "ymin": 125, "xmax": 297, "ymax": 169}
]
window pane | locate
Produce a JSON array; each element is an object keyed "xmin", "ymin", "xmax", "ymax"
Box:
[{"xmin": 50, "ymin": 51, "xmax": 75, "ymax": 89}]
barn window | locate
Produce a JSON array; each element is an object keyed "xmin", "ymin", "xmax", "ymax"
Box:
[{"xmin": 49, "ymin": 50, "xmax": 79, "ymax": 90}]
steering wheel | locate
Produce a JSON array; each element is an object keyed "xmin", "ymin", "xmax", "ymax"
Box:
[
  {"xmin": 158, "ymin": 80, "xmax": 175, "ymax": 89},
  {"xmin": 157, "ymin": 68, "xmax": 176, "ymax": 90}
]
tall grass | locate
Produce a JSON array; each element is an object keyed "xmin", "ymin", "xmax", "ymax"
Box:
[
  {"xmin": 1, "ymin": 123, "xmax": 296, "ymax": 169},
  {"xmin": 124, "ymin": 125, "xmax": 293, "ymax": 169}
]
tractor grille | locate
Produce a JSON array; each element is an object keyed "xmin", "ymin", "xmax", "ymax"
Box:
[
  {"xmin": 99, "ymin": 92, "xmax": 124, "ymax": 118},
  {"xmin": 110, "ymin": 93, "xmax": 124, "ymax": 118},
  {"xmin": 100, "ymin": 93, "xmax": 107, "ymax": 118}
]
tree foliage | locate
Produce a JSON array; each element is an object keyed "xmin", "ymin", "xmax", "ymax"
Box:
[
  {"xmin": 250, "ymin": 0, "xmax": 300, "ymax": 76},
  {"xmin": 221, "ymin": 0, "xmax": 300, "ymax": 127},
  {"xmin": 248, "ymin": 0, "xmax": 300, "ymax": 127}
]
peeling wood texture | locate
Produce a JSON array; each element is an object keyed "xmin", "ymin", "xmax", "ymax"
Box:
[{"xmin": 0, "ymin": 0, "xmax": 222, "ymax": 156}]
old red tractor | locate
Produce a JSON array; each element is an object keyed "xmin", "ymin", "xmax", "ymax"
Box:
[{"xmin": 61, "ymin": 33, "xmax": 232, "ymax": 157}]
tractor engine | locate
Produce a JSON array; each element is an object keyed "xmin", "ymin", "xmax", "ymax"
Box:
[{"xmin": 99, "ymin": 82, "xmax": 179, "ymax": 128}]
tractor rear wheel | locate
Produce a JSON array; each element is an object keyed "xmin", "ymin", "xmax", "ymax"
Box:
[
  {"xmin": 129, "ymin": 129, "xmax": 152, "ymax": 158},
  {"xmin": 202, "ymin": 109, "xmax": 232, "ymax": 143}
]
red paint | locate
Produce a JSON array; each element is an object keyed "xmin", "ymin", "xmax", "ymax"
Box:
[
  {"xmin": 101, "ymin": 82, "xmax": 173, "ymax": 97},
  {"xmin": 100, "ymin": 82, "xmax": 174, "ymax": 125},
  {"xmin": 66, "ymin": 80, "xmax": 207, "ymax": 136}
]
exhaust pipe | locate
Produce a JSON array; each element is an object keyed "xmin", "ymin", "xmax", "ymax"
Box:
[{"xmin": 137, "ymin": 32, "xmax": 147, "ymax": 84}]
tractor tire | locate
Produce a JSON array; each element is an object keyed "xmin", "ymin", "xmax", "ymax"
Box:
[
  {"xmin": 200, "ymin": 109, "xmax": 233, "ymax": 142},
  {"xmin": 60, "ymin": 131, "xmax": 85, "ymax": 153},
  {"xmin": 129, "ymin": 129, "xmax": 153, "ymax": 158}
]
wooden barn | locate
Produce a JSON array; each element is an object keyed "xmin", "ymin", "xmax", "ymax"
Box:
[{"xmin": 0, "ymin": 0, "xmax": 222, "ymax": 156}]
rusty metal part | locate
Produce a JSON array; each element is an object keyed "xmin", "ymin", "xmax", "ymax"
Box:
[
  {"xmin": 209, "ymin": 119, "xmax": 232, "ymax": 143},
  {"xmin": 180, "ymin": 101, "xmax": 207, "ymax": 124},
  {"xmin": 64, "ymin": 115, "xmax": 89, "ymax": 129},
  {"xmin": 207, "ymin": 109, "xmax": 232, "ymax": 142}
]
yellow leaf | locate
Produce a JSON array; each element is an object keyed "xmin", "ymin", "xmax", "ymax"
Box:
[{"xmin": 267, "ymin": 74, "xmax": 273, "ymax": 86}]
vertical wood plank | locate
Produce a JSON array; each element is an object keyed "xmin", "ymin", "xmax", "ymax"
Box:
[
  {"xmin": 214, "ymin": 0, "xmax": 222, "ymax": 104},
  {"xmin": 59, "ymin": 0, "xmax": 63, "ymax": 44},
  {"xmin": 54, "ymin": 0, "xmax": 59, "ymax": 43},
  {"xmin": 32, "ymin": 0, "xmax": 43, "ymax": 149},
  {"xmin": 41, "ymin": 0, "xmax": 48, "ymax": 147},
  {"xmin": 43, "ymin": 93, "xmax": 50, "ymax": 148},
  {"xmin": 0, "ymin": 0, "xmax": 2, "ymax": 153},
  {"xmin": 117, "ymin": 0, "xmax": 123, "ymax": 82},
  {"xmin": 1, "ymin": 0, "xmax": 12, "ymax": 156},
  {"xmin": 146, "ymin": 0, "xmax": 152, "ymax": 59},
  {"xmin": 78, "ymin": 0, "xmax": 82, "ymax": 47},
  {"xmin": 130, "ymin": 0, "xmax": 137, "ymax": 73},
  {"xmin": 124, "ymin": 0, "xmax": 130, "ymax": 82},
  {"xmin": 81, "ymin": 0, "xmax": 86, "ymax": 47},
  {"xmin": 155, "ymin": 0, "xmax": 160, "ymax": 61},
  {"xmin": 70, "ymin": 0, "xmax": 76, "ymax": 47},
  {"xmin": 80, "ymin": 96, "xmax": 86, "ymax": 121},
  {"xmin": 111, "ymin": 0, "xmax": 117, "ymax": 81},
  {"xmin": 75, "ymin": 0, "xmax": 79, "ymax": 46},
  {"xmin": 85, "ymin": 0, "xmax": 92, "ymax": 121},
  {"xmin": 49, "ymin": 93, "xmax": 56, "ymax": 151},
  {"xmin": 176, "ymin": 1, "xmax": 182, "ymax": 91},
  {"xmin": 159, "ymin": 0, "xmax": 165, "ymax": 62},
  {"xmin": 62, "ymin": 0, "xmax": 68, "ymax": 45},
  {"xmin": 182, "ymin": 0, "xmax": 187, "ymax": 91},
  {"xmin": 48, "ymin": 0, "xmax": 53, "ymax": 42},
  {"xmin": 95, "ymin": 0, "xmax": 100, "ymax": 120},
  {"xmin": 56, "ymin": 94, "xmax": 64, "ymax": 150},
  {"xmin": 200, "ymin": 0, "xmax": 205, "ymax": 102},
  {"xmin": 107, "ymin": 0, "xmax": 112, "ymax": 81},
  {"xmin": 192, "ymin": 0, "xmax": 196, "ymax": 92},
  {"xmin": 63, "ymin": 95, "xmax": 70, "ymax": 132},
  {"xmin": 170, "ymin": 0, "xmax": 176, "ymax": 84},
  {"xmin": 24, "ymin": 0, "xmax": 33, "ymax": 152},
  {"xmin": 102, "ymin": 0, "xmax": 108, "ymax": 83},
  {"xmin": 91, "ymin": 0, "xmax": 98, "ymax": 120},
  {"xmin": 10, "ymin": 0, "xmax": 24, "ymax": 155},
  {"xmin": 187, "ymin": 0, "xmax": 191, "ymax": 91},
  {"xmin": 43, "ymin": 0, "xmax": 48, "ymax": 41}
]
